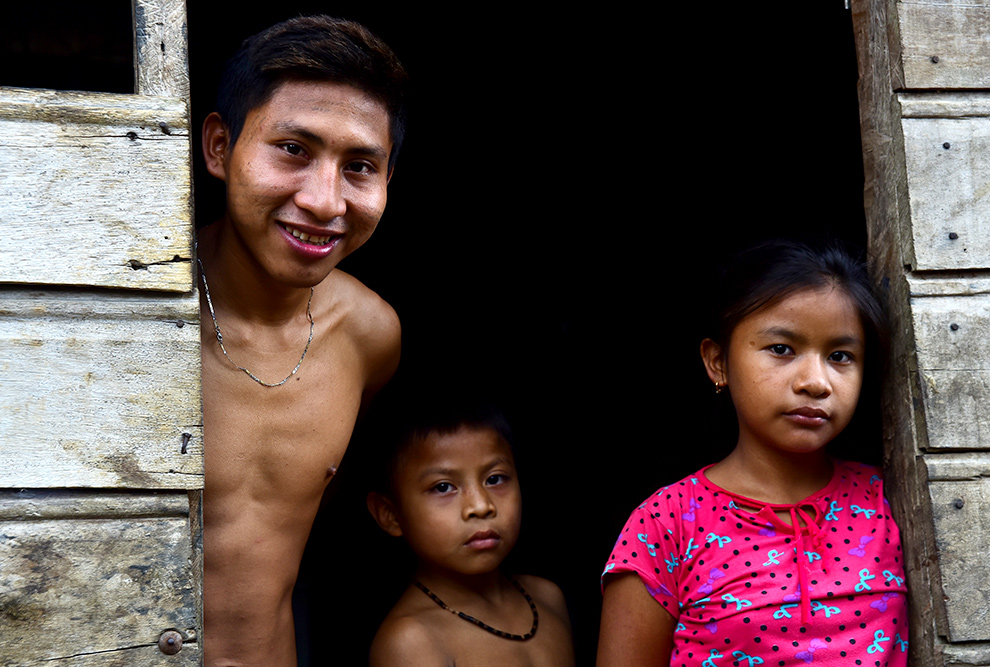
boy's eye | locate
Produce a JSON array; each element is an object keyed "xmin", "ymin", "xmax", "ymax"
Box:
[
  {"xmin": 829, "ymin": 351, "xmax": 853, "ymax": 363},
  {"xmin": 432, "ymin": 482, "xmax": 452, "ymax": 494}
]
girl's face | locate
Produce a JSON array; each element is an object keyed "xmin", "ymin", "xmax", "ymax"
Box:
[{"xmin": 703, "ymin": 286, "xmax": 865, "ymax": 459}]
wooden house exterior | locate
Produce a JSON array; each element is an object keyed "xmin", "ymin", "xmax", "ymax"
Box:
[
  {"xmin": 0, "ymin": 1, "xmax": 202, "ymax": 664},
  {"xmin": 853, "ymin": 0, "xmax": 990, "ymax": 664}
]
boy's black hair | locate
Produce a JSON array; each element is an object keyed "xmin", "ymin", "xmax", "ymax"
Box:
[
  {"xmin": 215, "ymin": 15, "xmax": 408, "ymax": 174},
  {"xmin": 373, "ymin": 395, "xmax": 515, "ymax": 498}
]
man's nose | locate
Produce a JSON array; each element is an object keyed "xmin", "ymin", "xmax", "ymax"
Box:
[{"xmin": 295, "ymin": 163, "xmax": 346, "ymax": 221}]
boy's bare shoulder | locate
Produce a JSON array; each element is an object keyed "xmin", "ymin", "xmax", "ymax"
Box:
[
  {"xmin": 370, "ymin": 589, "xmax": 452, "ymax": 667},
  {"xmin": 515, "ymin": 574, "xmax": 570, "ymax": 623}
]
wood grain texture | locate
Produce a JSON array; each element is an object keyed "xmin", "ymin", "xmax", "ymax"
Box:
[
  {"xmin": 899, "ymin": 1, "xmax": 990, "ymax": 89},
  {"xmin": 0, "ymin": 491, "xmax": 199, "ymax": 665},
  {"xmin": 133, "ymin": 0, "xmax": 190, "ymax": 97},
  {"xmin": 0, "ymin": 288, "xmax": 202, "ymax": 489},
  {"xmin": 852, "ymin": 0, "xmax": 942, "ymax": 662},
  {"xmin": 903, "ymin": 115, "xmax": 990, "ymax": 270},
  {"xmin": 0, "ymin": 87, "xmax": 192, "ymax": 291},
  {"xmin": 913, "ymin": 293, "xmax": 990, "ymax": 450},
  {"xmin": 927, "ymin": 473, "xmax": 990, "ymax": 642}
]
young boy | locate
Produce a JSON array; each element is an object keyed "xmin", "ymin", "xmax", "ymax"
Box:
[
  {"xmin": 197, "ymin": 16, "xmax": 406, "ymax": 666},
  {"xmin": 366, "ymin": 403, "xmax": 575, "ymax": 666}
]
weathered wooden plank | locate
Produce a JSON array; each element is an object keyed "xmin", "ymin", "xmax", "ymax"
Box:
[
  {"xmin": 852, "ymin": 0, "xmax": 943, "ymax": 662},
  {"xmin": 901, "ymin": 91, "xmax": 990, "ymax": 119},
  {"xmin": 944, "ymin": 643, "xmax": 990, "ymax": 667},
  {"xmin": 0, "ymin": 492, "xmax": 198, "ymax": 665},
  {"xmin": 926, "ymin": 451, "xmax": 990, "ymax": 480},
  {"xmin": 927, "ymin": 474, "xmax": 990, "ymax": 642},
  {"xmin": 908, "ymin": 272, "xmax": 990, "ymax": 297},
  {"xmin": 912, "ymin": 293, "xmax": 990, "ymax": 450},
  {"xmin": 902, "ymin": 115, "xmax": 990, "ymax": 270},
  {"xmin": 133, "ymin": 0, "xmax": 190, "ymax": 98},
  {"xmin": 0, "ymin": 290, "xmax": 202, "ymax": 489},
  {"xmin": 898, "ymin": 1, "xmax": 990, "ymax": 89},
  {"xmin": 0, "ymin": 87, "xmax": 192, "ymax": 291}
]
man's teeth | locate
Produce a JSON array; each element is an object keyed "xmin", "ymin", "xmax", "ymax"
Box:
[{"xmin": 287, "ymin": 226, "xmax": 332, "ymax": 246}]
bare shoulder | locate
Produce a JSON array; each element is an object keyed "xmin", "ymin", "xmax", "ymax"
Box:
[
  {"xmin": 370, "ymin": 593, "xmax": 451, "ymax": 667},
  {"xmin": 323, "ymin": 269, "xmax": 401, "ymax": 390},
  {"xmin": 515, "ymin": 574, "xmax": 570, "ymax": 622}
]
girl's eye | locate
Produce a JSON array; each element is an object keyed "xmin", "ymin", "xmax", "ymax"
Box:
[
  {"xmin": 829, "ymin": 351, "xmax": 853, "ymax": 363},
  {"xmin": 486, "ymin": 474, "xmax": 507, "ymax": 486},
  {"xmin": 768, "ymin": 344, "xmax": 792, "ymax": 356}
]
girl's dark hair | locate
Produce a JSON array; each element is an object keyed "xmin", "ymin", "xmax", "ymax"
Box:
[{"xmin": 710, "ymin": 239, "xmax": 889, "ymax": 375}]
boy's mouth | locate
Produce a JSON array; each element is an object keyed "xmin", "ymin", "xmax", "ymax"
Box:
[
  {"xmin": 465, "ymin": 530, "xmax": 500, "ymax": 549},
  {"xmin": 280, "ymin": 223, "xmax": 335, "ymax": 246}
]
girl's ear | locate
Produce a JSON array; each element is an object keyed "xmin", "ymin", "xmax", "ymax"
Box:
[
  {"xmin": 700, "ymin": 338, "xmax": 727, "ymax": 387},
  {"xmin": 366, "ymin": 492, "xmax": 403, "ymax": 537},
  {"xmin": 202, "ymin": 112, "xmax": 230, "ymax": 181}
]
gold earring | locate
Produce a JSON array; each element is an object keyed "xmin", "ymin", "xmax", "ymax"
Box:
[{"xmin": 714, "ymin": 381, "xmax": 725, "ymax": 394}]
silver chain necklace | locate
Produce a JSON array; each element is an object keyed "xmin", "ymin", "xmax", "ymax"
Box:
[{"xmin": 197, "ymin": 258, "xmax": 314, "ymax": 387}]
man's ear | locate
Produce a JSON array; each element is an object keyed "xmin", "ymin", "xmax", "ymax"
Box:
[
  {"xmin": 700, "ymin": 338, "xmax": 727, "ymax": 387},
  {"xmin": 367, "ymin": 492, "xmax": 403, "ymax": 537},
  {"xmin": 202, "ymin": 112, "xmax": 230, "ymax": 181}
]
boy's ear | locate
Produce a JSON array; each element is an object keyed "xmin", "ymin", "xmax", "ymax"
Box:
[
  {"xmin": 202, "ymin": 112, "xmax": 230, "ymax": 181},
  {"xmin": 700, "ymin": 338, "xmax": 727, "ymax": 387},
  {"xmin": 367, "ymin": 492, "xmax": 403, "ymax": 537}
]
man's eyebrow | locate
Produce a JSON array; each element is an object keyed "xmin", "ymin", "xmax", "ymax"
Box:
[{"xmin": 272, "ymin": 121, "xmax": 390, "ymax": 162}]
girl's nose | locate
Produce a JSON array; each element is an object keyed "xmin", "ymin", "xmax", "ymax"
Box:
[
  {"xmin": 794, "ymin": 356, "xmax": 831, "ymax": 398},
  {"xmin": 463, "ymin": 486, "xmax": 496, "ymax": 519}
]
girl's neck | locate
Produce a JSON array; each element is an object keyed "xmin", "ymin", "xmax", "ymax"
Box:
[{"xmin": 705, "ymin": 445, "xmax": 834, "ymax": 505}]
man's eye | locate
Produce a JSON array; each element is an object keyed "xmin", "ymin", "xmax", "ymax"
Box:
[
  {"xmin": 769, "ymin": 344, "xmax": 791, "ymax": 355},
  {"xmin": 281, "ymin": 143, "xmax": 304, "ymax": 156},
  {"xmin": 347, "ymin": 161, "xmax": 374, "ymax": 174}
]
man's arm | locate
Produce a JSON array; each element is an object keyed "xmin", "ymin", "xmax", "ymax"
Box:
[{"xmin": 597, "ymin": 572, "xmax": 674, "ymax": 666}]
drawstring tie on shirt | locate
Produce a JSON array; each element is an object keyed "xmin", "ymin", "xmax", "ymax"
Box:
[{"xmin": 788, "ymin": 504, "xmax": 829, "ymax": 626}]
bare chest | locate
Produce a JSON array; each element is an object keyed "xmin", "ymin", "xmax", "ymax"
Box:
[{"xmin": 202, "ymin": 342, "xmax": 364, "ymax": 502}]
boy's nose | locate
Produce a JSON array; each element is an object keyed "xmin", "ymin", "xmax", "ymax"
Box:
[
  {"xmin": 463, "ymin": 487, "xmax": 496, "ymax": 519},
  {"xmin": 295, "ymin": 164, "xmax": 347, "ymax": 221}
]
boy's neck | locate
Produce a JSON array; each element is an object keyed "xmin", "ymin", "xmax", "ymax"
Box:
[{"xmin": 414, "ymin": 565, "xmax": 509, "ymax": 605}]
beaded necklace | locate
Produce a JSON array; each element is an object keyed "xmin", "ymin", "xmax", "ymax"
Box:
[{"xmin": 414, "ymin": 577, "xmax": 539, "ymax": 641}]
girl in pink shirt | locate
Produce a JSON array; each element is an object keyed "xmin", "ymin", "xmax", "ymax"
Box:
[{"xmin": 598, "ymin": 241, "xmax": 908, "ymax": 666}]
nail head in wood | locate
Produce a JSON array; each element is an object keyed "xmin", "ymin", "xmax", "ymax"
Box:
[{"xmin": 158, "ymin": 630, "xmax": 183, "ymax": 655}]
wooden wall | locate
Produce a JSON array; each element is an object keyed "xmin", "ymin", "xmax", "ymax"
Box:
[
  {"xmin": 0, "ymin": 1, "xmax": 202, "ymax": 664},
  {"xmin": 853, "ymin": 0, "xmax": 990, "ymax": 664}
]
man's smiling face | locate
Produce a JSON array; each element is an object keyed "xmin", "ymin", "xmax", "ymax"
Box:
[{"xmin": 206, "ymin": 79, "xmax": 392, "ymax": 289}]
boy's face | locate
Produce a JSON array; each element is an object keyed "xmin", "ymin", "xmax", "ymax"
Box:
[
  {"xmin": 204, "ymin": 79, "xmax": 392, "ymax": 288},
  {"xmin": 389, "ymin": 426, "xmax": 522, "ymax": 578}
]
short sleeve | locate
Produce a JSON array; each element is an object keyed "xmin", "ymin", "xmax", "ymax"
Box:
[{"xmin": 602, "ymin": 491, "xmax": 680, "ymax": 618}]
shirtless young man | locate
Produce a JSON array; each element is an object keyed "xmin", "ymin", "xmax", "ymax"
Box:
[{"xmin": 195, "ymin": 16, "xmax": 406, "ymax": 666}]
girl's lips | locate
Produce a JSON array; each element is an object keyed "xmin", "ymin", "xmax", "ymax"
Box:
[{"xmin": 785, "ymin": 407, "xmax": 829, "ymax": 426}]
